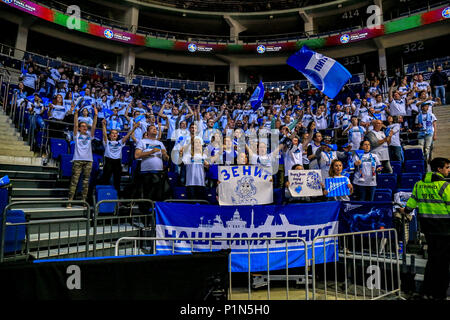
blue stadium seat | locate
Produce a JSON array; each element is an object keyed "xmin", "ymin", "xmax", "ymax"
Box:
[
  {"xmin": 390, "ymin": 161, "xmax": 402, "ymax": 176},
  {"xmin": 376, "ymin": 173, "xmax": 397, "ymax": 192},
  {"xmin": 374, "ymin": 189, "xmax": 392, "ymax": 202},
  {"xmin": 60, "ymin": 154, "xmax": 73, "ymax": 178},
  {"xmin": 174, "ymin": 187, "xmax": 187, "ymax": 200},
  {"xmin": 404, "ymin": 160, "xmax": 425, "ymax": 174},
  {"xmin": 95, "ymin": 185, "xmax": 117, "ymax": 215},
  {"xmin": 404, "ymin": 148, "xmax": 423, "ymax": 161},
  {"xmin": 50, "ymin": 138, "xmax": 68, "ymax": 160},
  {"xmin": 0, "ymin": 210, "xmax": 26, "ymax": 254},
  {"xmin": 400, "ymin": 173, "xmax": 422, "ymax": 190}
]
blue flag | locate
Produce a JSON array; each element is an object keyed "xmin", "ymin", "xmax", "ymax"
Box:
[
  {"xmin": 104, "ymin": 108, "xmax": 114, "ymax": 117},
  {"xmin": 249, "ymin": 80, "xmax": 264, "ymax": 110},
  {"xmin": 287, "ymin": 45, "xmax": 351, "ymax": 99},
  {"xmin": 325, "ymin": 177, "xmax": 350, "ymax": 197}
]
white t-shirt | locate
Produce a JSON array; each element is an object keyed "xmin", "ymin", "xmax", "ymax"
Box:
[
  {"xmin": 183, "ymin": 153, "xmax": 207, "ymax": 187},
  {"xmin": 389, "ymin": 99, "xmax": 407, "ymax": 116},
  {"xmin": 416, "ymin": 81, "xmax": 430, "ymax": 92},
  {"xmin": 283, "ymin": 144, "xmax": 303, "ymax": 177},
  {"xmin": 353, "ymin": 152, "xmax": 381, "ymax": 187},
  {"xmin": 314, "ymin": 113, "xmax": 327, "ymax": 130},
  {"xmin": 104, "ymin": 139, "xmax": 124, "ymax": 160},
  {"xmin": 72, "ymin": 132, "xmax": 93, "ymax": 162},
  {"xmin": 416, "ymin": 112, "xmax": 437, "ymax": 135},
  {"xmin": 78, "ymin": 116, "xmax": 93, "ymax": 127},
  {"xmin": 50, "ymin": 104, "xmax": 67, "ymax": 120},
  {"xmin": 370, "ymin": 130, "xmax": 390, "ymax": 161},
  {"xmin": 348, "ymin": 126, "xmax": 365, "ymax": 151},
  {"xmin": 386, "ymin": 123, "xmax": 401, "ymax": 147},
  {"xmin": 308, "ymin": 143, "xmax": 322, "ymax": 169},
  {"xmin": 318, "ymin": 150, "xmax": 337, "ymax": 182},
  {"xmin": 136, "ymin": 138, "xmax": 166, "ymax": 172}
]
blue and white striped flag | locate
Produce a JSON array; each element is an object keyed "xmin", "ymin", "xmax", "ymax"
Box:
[
  {"xmin": 249, "ymin": 80, "xmax": 265, "ymax": 110},
  {"xmin": 325, "ymin": 177, "xmax": 350, "ymax": 197},
  {"xmin": 287, "ymin": 45, "xmax": 352, "ymax": 99}
]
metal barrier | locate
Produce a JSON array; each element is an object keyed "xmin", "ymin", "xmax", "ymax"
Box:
[
  {"xmin": 0, "ymin": 200, "xmax": 91, "ymax": 262},
  {"xmin": 115, "ymin": 236, "xmax": 310, "ymax": 300},
  {"xmin": 93, "ymin": 199, "xmax": 155, "ymax": 257},
  {"xmin": 311, "ymin": 228, "xmax": 404, "ymax": 300}
]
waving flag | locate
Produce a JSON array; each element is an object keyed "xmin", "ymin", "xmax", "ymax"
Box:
[
  {"xmin": 287, "ymin": 45, "xmax": 351, "ymax": 99},
  {"xmin": 249, "ymin": 80, "xmax": 265, "ymax": 110}
]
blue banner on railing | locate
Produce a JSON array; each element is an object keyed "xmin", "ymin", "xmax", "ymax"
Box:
[
  {"xmin": 338, "ymin": 201, "xmax": 393, "ymax": 234},
  {"xmin": 155, "ymin": 202, "xmax": 340, "ymax": 272}
]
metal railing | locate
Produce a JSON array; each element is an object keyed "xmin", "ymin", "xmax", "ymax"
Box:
[
  {"xmin": 0, "ymin": 199, "xmax": 155, "ymax": 262},
  {"xmin": 0, "ymin": 200, "xmax": 91, "ymax": 263},
  {"xmin": 93, "ymin": 199, "xmax": 155, "ymax": 257},
  {"xmin": 115, "ymin": 236, "xmax": 310, "ymax": 300},
  {"xmin": 311, "ymin": 228, "xmax": 404, "ymax": 300}
]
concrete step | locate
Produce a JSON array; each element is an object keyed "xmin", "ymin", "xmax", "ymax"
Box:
[
  {"xmin": 27, "ymin": 242, "xmax": 128, "ymax": 260},
  {"xmin": 0, "ymin": 164, "xmax": 59, "ymax": 173},
  {"xmin": 22, "ymin": 206, "xmax": 86, "ymax": 219},
  {"xmin": 0, "ymin": 156, "xmax": 46, "ymax": 167},
  {"xmin": 0, "ymin": 170, "xmax": 58, "ymax": 180},
  {"xmin": 0, "ymin": 139, "xmax": 26, "ymax": 145},
  {"xmin": 0, "ymin": 149, "xmax": 35, "ymax": 157},
  {"xmin": 0, "ymin": 144, "xmax": 32, "ymax": 151},
  {"xmin": 27, "ymin": 224, "xmax": 141, "ymax": 250},
  {"xmin": 9, "ymin": 179, "xmax": 58, "ymax": 188},
  {"xmin": 10, "ymin": 197, "xmax": 70, "ymax": 208},
  {"xmin": 11, "ymin": 187, "xmax": 69, "ymax": 197}
]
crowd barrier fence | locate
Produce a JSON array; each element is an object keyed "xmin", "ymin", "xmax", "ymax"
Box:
[
  {"xmin": 311, "ymin": 228, "xmax": 404, "ymax": 300},
  {"xmin": 115, "ymin": 236, "xmax": 310, "ymax": 300}
]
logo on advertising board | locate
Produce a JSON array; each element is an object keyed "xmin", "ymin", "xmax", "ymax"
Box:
[
  {"xmin": 442, "ymin": 7, "xmax": 450, "ymax": 18},
  {"xmin": 104, "ymin": 29, "xmax": 114, "ymax": 39},
  {"xmin": 188, "ymin": 43, "xmax": 197, "ymax": 52},
  {"xmin": 340, "ymin": 34, "xmax": 350, "ymax": 43},
  {"xmin": 257, "ymin": 45, "xmax": 266, "ymax": 54}
]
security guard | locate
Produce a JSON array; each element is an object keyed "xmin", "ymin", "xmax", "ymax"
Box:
[{"xmin": 400, "ymin": 157, "xmax": 450, "ymax": 300}]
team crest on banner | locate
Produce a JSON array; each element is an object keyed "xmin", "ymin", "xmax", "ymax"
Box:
[
  {"xmin": 218, "ymin": 166, "xmax": 273, "ymax": 205},
  {"xmin": 325, "ymin": 177, "xmax": 350, "ymax": 197},
  {"xmin": 155, "ymin": 202, "xmax": 341, "ymax": 272},
  {"xmin": 288, "ymin": 170, "xmax": 323, "ymax": 197},
  {"xmin": 339, "ymin": 201, "xmax": 393, "ymax": 234}
]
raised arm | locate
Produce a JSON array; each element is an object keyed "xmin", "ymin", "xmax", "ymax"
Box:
[
  {"xmin": 91, "ymin": 107, "xmax": 98, "ymax": 137},
  {"xmin": 121, "ymin": 121, "xmax": 140, "ymax": 144},
  {"xmin": 101, "ymin": 119, "xmax": 108, "ymax": 143},
  {"xmin": 73, "ymin": 108, "xmax": 79, "ymax": 136},
  {"xmin": 158, "ymin": 102, "xmax": 168, "ymax": 119}
]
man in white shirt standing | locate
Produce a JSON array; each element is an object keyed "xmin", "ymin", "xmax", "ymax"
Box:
[
  {"xmin": 415, "ymin": 103, "xmax": 437, "ymax": 164},
  {"xmin": 365, "ymin": 120, "xmax": 394, "ymax": 174},
  {"xmin": 388, "ymin": 84, "xmax": 407, "ymax": 117},
  {"xmin": 135, "ymin": 125, "xmax": 169, "ymax": 205}
]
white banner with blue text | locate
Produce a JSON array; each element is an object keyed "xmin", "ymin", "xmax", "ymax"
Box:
[{"xmin": 218, "ymin": 165, "xmax": 273, "ymax": 206}]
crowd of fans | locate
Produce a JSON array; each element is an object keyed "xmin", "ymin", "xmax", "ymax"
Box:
[{"xmin": 12, "ymin": 56, "xmax": 447, "ymax": 206}]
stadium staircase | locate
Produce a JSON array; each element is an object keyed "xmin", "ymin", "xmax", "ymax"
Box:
[
  {"xmin": 432, "ymin": 104, "xmax": 450, "ymax": 159},
  {"xmin": 0, "ymin": 112, "xmax": 141, "ymax": 261}
]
